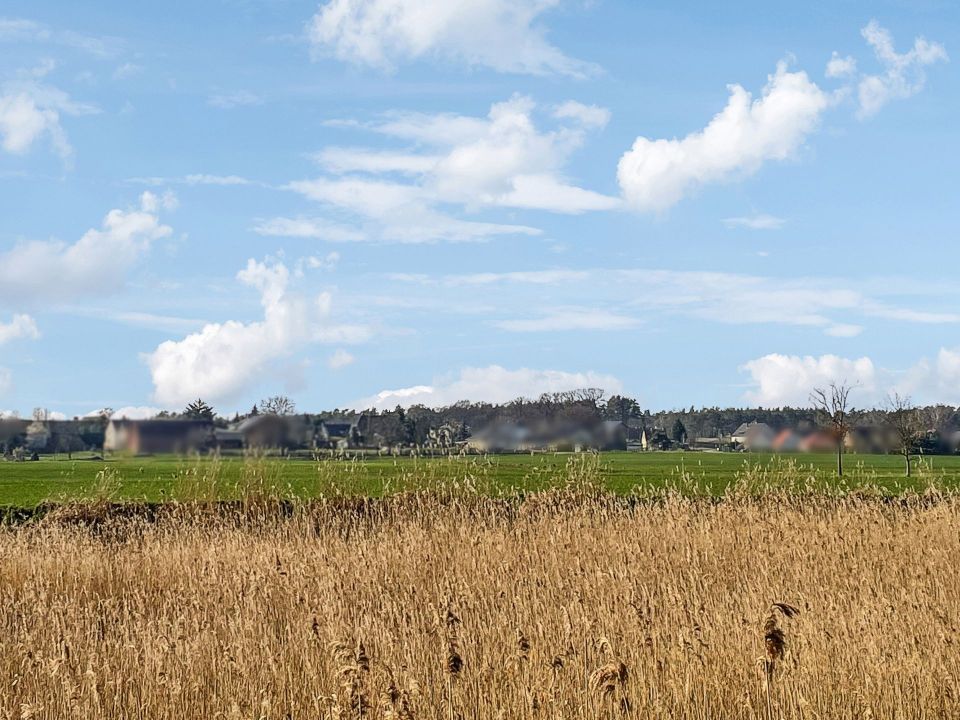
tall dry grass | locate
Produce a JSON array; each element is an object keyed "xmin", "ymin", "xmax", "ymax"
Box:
[{"xmin": 0, "ymin": 467, "xmax": 958, "ymax": 718}]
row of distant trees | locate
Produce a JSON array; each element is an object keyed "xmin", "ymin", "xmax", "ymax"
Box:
[
  {"xmin": 155, "ymin": 396, "xmax": 298, "ymax": 423},
  {"xmin": 167, "ymin": 386, "xmax": 954, "ymax": 476},
  {"xmin": 16, "ymin": 387, "xmax": 955, "ymax": 475}
]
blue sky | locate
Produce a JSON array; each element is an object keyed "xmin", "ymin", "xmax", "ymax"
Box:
[{"xmin": 0, "ymin": 0, "xmax": 958, "ymax": 418}]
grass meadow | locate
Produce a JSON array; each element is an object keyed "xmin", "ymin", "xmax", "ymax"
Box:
[
  {"xmin": 1, "ymin": 454, "xmax": 959, "ymax": 717},
  {"xmin": 1, "ymin": 450, "xmax": 960, "ymax": 507}
]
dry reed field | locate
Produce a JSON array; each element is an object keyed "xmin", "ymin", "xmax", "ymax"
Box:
[{"xmin": 1, "ymin": 470, "xmax": 959, "ymax": 718}]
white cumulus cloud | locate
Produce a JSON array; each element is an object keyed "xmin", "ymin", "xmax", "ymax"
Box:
[
  {"xmin": 0, "ymin": 64, "xmax": 99, "ymax": 160},
  {"xmin": 898, "ymin": 348, "xmax": 960, "ymax": 405},
  {"xmin": 743, "ymin": 348, "xmax": 960, "ymax": 407},
  {"xmin": 0, "ymin": 92, "xmax": 70, "ymax": 157},
  {"xmin": 0, "ymin": 192, "xmax": 173, "ymax": 307},
  {"xmin": 307, "ymin": 0, "xmax": 594, "ymax": 77},
  {"xmin": 618, "ymin": 61, "xmax": 829, "ymax": 213},
  {"xmin": 146, "ymin": 258, "xmax": 371, "ymax": 406},
  {"xmin": 0, "ymin": 314, "xmax": 39, "ymax": 345},
  {"xmin": 355, "ymin": 365, "xmax": 623, "ymax": 409},
  {"xmin": 741, "ymin": 353, "xmax": 879, "ymax": 407}
]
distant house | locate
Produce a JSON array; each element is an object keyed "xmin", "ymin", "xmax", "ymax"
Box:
[
  {"xmin": 623, "ymin": 418, "xmax": 646, "ymax": 443},
  {"xmin": 772, "ymin": 429, "xmax": 802, "ymax": 452},
  {"xmin": 948, "ymin": 431, "xmax": 960, "ymax": 454},
  {"xmin": 729, "ymin": 422, "xmax": 776, "ymax": 451},
  {"xmin": 318, "ymin": 419, "xmax": 361, "ymax": 450},
  {"xmin": 463, "ymin": 419, "xmax": 618, "ymax": 454},
  {"xmin": 234, "ymin": 414, "xmax": 314, "ymax": 450},
  {"xmin": 640, "ymin": 427, "xmax": 671, "ymax": 451},
  {"xmin": 426, "ymin": 423, "xmax": 461, "ymax": 449},
  {"xmin": 0, "ymin": 418, "xmax": 29, "ymax": 452},
  {"xmin": 464, "ymin": 424, "xmax": 530, "ymax": 453},
  {"xmin": 845, "ymin": 425, "xmax": 894, "ymax": 454},
  {"xmin": 213, "ymin": 427, "xmax": 244, "ymax": 450},
  {"xmin": 799, "ymin": 430, "xmax": 836, "ymax": 453},
  {"xmin": 598, "ymin": 420, "xmax": 628, "ymax": 451},
  {"xmin": 732, "ymin": 421, "xmax": 774, "ymax": 446},
  {"xmin": 691, "ymin": 436, "xmax": 730, "ymax": 451},
  {"xmin": 355, "ymin": 413, "xmax": 403, "ymax": 449},
  {"xmin": 105, "ymin": 419, "xmax": 213, "ymax": 455}
]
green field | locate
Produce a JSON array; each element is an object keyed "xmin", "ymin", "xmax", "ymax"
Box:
[{"xmin": 0, "ymin": 450, "xmax": 959, "ymax": 507}]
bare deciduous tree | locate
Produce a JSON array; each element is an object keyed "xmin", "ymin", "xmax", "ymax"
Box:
[
  {"xmin": 811, "ymin": 383, "xmax": 854, "ymax": 477},
  {"xmin": 884, "ymin": 393, "xmax": 922, "ymax": 477},
  {"xmin": 260, "ymin": 395, "xmax": 296, "ymax": 416}
]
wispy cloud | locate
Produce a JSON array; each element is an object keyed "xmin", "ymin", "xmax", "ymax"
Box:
[
  {"xmin": 307, "ymin": 0, "xmax": 597, "ymax": 77},
  {"xmin": 722, "ymin": 214, "xmax": 785, "ymax": 230},
  {"xmin": 112, "ymin": 62, "xmax": 143, "ymax": 81},
  {"xmin": 61, "ymin": 307, "xmax": 208, "ymax": 333},
  {"xmin": 383, "ymin": 266, "xmax": 960, "ymax": 337},
  {"xmin": 856, "ymin": 20, "xmax": 948, "ymax": 117},
  {"xmin": 253, "ymin": 217, "xmax": 366, "ymax": 243},
  {"xmin": 127, "ymin": 174, "xmax": 258, "ymax": 187},
  {"xmin": 327, "ymin": 348, "xmax": 355, "ymax": 369},
  {"xmin": 208, "ymin": 90, "xmax": 263, "ymax": 109},
  {"xmin": 0, "ymin": 17, "xmax": 123, "ymax": 57},
  {"xmin": 389, "ymin": 269, "xmax": 590, "ymax": 287},
  {"xmin": 273, "ymin": 95, "xmax": 615, "ymax": 244},
  {"xmin": 496, "ymin": 308, "xmax": 640, "ymax": 332}
]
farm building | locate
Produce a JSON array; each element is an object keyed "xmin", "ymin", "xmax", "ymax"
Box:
[
  {"xmin": 213, "ymin": 427, "xmax": 244, "ymax": 450},
  {"xmin": 799, "ymin": 430, "xmax": 836, "ymax": 452},
  {"xmin": 230, "ymin": 414, "xmax": 315, "ymax": 450},
  {"xmin": 845, "ymin": 425, "xmax": 895, "ymax": 454},
  {"xmin": 772, "ymin": 429, "xmax": 802, "ymax": 452},
  {"xmin": 463, "ymin": 424, "xmax": 530, "ymax": 452},
  {"xmin": 732, "ymin": 421, "xmax": 774, "ymax": 446},
  {"xmin": 318, "ymin": 418, "xmax": 362, "ymax": 449},
  {"xmin": 105, "ymin": 419, "xmax": 214, "ymax": 455},
  {"xmin": 691, "ymin": 436, "xmax": 731, "ymax": 451},
  {"xmin": 0, "ymin": 418, "xmax": 29, "ymax": 451},
  {"xmin": 640, "ymin": 427, "xmax": 671, "ymax": 451},
  {"xmin": 598, "ymin": 420, "xmax": 628, "ymax": 451}
]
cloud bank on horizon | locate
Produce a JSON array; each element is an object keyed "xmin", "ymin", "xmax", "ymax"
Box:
[
  {"xmin": 742, "ymin": 348, "xmax": 960, "ymax": 408},
  {"xmin": 354, "ymin": 365, "xmax": 623, "ymax": 410}
]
